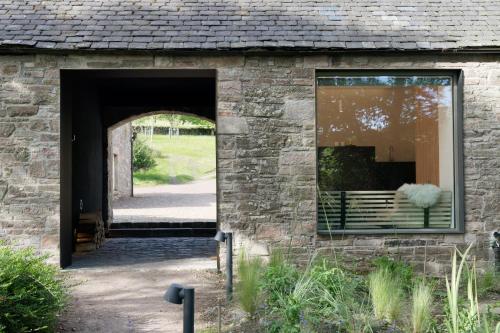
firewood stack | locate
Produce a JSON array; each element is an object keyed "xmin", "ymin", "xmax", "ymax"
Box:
[{"xmin": 75, "ymin": 211, "xmax": 105, "ymax": 253}]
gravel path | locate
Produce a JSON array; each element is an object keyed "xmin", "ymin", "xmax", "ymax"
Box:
[
  {"xmin": 58, "ymin": 180, "xmax": 221, "ymax": 332},
  {"xmin": 58, "ymin": 238, "xmax": 222, "ymax": 333},
  {"xmin": 113, "ymin": 179, "xmax": 216, "ymax": 223}
]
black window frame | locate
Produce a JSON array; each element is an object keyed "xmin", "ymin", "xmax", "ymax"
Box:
[{"xmin": 315, "ymin": 69, "xmax": 465, "ymax": 235}]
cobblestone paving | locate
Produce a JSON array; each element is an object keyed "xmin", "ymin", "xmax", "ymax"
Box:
[
  {"xmin": 71, "ymin": 237, "xmax": 217, "ymax": 268},
  {"xmin": 58, "ymin": 238, "xmax": 220, "ymax": 333},
  {"xmin": 112, "ymin": 179, "xmax": 216, "ymax": 223}
]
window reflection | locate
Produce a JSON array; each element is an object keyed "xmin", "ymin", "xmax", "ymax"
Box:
[{"xmin": 317, "ymin": 75, "xmax": 454, "ymax": 231}]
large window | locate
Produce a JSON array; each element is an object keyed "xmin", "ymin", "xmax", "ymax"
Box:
[{"xmin": 316, "ymin": 72, "xmax": 463, "ymax": 233}]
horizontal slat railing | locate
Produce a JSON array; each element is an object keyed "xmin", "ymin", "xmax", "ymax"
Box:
[{"xmin": 318, "ymin": 190, "xmax": 453, "ymax": 231}]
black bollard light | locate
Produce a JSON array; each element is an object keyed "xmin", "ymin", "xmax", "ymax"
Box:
[
  {"xmin": 164, "ymin": 283, "xmax": 195, "ymax": 333},
  {"xmin": 214, "ymin": 230, "xmax": 233, "ymax": 301}
]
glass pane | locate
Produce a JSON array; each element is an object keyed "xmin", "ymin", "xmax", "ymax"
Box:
[{"xmin": 317, "ymin": 75, "xmax": 454, "ymax": 231}]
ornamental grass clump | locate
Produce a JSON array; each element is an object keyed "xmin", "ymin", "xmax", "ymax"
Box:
[
  {"xmin": 373, "ymin": 256, "xmax": 414, "ymax": 292},
  {"xmin": 368, "ymin": 268, "xmax": 403, "ymax": 323},
  {"xmin": 0, "ymin": 245, "xmax": 67, "ymax": 333},
  {"xmin": 236, "ymin": 249, "xmax": 263, "ymax": 317},
  {"xmin": 411, "ymin": 281, "xmax": 433, "ymax": 333}
]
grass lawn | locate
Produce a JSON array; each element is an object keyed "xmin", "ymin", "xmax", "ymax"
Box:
[{"xmin": 133, "ymin": 134, "xmax": 215, "ymax": 186}]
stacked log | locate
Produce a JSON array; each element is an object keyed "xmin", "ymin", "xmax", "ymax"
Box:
[{"xmin": 75, "ymin": 211, "xmax": 105, "ymax": 253}]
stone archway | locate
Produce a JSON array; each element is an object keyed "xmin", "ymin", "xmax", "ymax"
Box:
[
  {"xmin": 106, "ymin": 111, "xmax": 217, "ymax": 235},
  {"xmin": 60, "ymin": 69, "xmax": 217, "ymax": 267}
]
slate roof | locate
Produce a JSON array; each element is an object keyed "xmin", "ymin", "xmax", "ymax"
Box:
[{"xmin": 0, "ymin": 0, "xmax": 499, "ymax": 51}]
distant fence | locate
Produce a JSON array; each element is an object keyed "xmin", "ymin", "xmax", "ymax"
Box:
[{"xmin": 133, "ymin": 126, "xmax": 215, "ymax": 136}]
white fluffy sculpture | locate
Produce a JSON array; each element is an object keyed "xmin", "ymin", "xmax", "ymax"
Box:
[{"xmin": 397, "ymin": 183, "xmax": 442, "ymax": 208}]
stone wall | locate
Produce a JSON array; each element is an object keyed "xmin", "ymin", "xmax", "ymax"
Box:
[
  {"xmin": 108, "ymin": 123, "xmax": 132, "ymax": 200},
  {"xmin": 106, "ymin": 123, "xmax": 132, "ymax": 224},
  {"xmin": 0, "ymin": 53, "xmax": 498, "ymax": 271}
]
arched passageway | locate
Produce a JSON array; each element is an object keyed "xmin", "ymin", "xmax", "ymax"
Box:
[
  {"xmin": 60, "ymin": 69, "xmax": 217, "ymax": 267},
  {"xmin": 107, "ymin": 112, "xmax": 216, "ymax": 236}
]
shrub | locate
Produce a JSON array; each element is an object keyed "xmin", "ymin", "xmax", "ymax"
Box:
[
  {"xmin": 412, "ymin": 281, "xmax": 433, "ymax": 333},
  {"xmin": 0, "ymin": 245, "xmax": 67, "ymax": 332},
  {"xmin": 260, "ymin": 250, "xmax": 299, "ymax": 309},
  {"xmin": 259, "ymin": 251, "xmax": 305, "ymax": 333},
  {"xmin": 267, "ymin": 274, "xmax": 315, "ymax": 333},
  {"xmin": 236, "ymin": 250, "xmax": 262, "ymax": 316},
  {"xmin": 132, "ymin": 138, "xmax": 157, "ymax": 171},
  {"xmin": 309, "ymin": 259, "xmax": 372, "ymax": 333},
  {"xmin": 262, "ymin": 255, "xmax": 372, "ymax": 333},
  {"xmin": 369, "ymin": 268, "xmax": 403, "ymax": 323}
]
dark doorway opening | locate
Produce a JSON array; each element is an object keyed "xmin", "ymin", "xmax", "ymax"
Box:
[{"xmin": 60, "ymin": 70, "xmax": 217, "ymax": 268}]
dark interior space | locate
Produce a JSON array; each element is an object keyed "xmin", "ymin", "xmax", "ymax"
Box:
[{"xmin": 60, "ymin": 69, "xmax": 216, "ymax": 268}]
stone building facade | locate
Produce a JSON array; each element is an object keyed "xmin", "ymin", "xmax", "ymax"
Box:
[{"xmin": 0, "ymin": 53, "xmax": 498, "ymax": 271}]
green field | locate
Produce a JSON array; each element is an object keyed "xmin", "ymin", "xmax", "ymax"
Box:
[{"xmin": 133, "ymin": 134, "xmax": 216, "ymax": 186}]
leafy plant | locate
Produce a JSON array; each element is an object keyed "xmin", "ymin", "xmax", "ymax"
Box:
[
  {"xmin": 263, "ymin": 255, "xmax": 373, "ymax": 333},
  {"xmin": 267, "ymin": 273, "xmax": 315, "ymax": 333},
  {"xmin": 479, "ymin": 308, "xmax": 500, "ymax": 333},
  {"xmin": 311, "ymin": 259, "xmax": 373, "ymax": 333},
  {"xmin": 0, "ymin": 245, "xmax": 67, "ymax": 332},
  {"xmin": 132, "ymin": 138, "xmax": 157, "ymax": 171},
  {"xmin": 368, "ymin": 268, "xmax": 403, "ymax": 323},
  {"xmin": 477, "ymin": 269, "xmax": 499, "ymax": 298},
  {"xmin": 412, "ymin": 280, "xmax": 433, "ymax": 333},
  {"xmin": 260, "ymin": 250, "xmax": 299, "ymax": 309},
  {"xmin": 259, "ymin": 250, "xmax": 304, "ymax": 332},
  {"xmin": 237, "ymin": 250, "xmax": 263, "ymax": 316}
]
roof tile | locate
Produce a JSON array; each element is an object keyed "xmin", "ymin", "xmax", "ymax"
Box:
[{"xmin": 0, "ymin": 0, "xmax": 498, "ymax": 51}]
